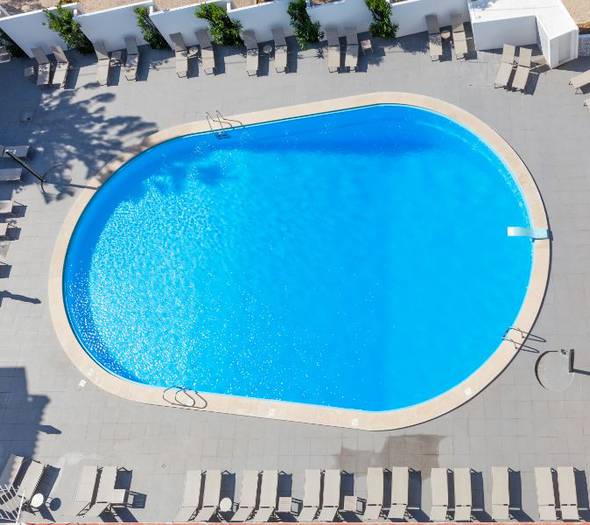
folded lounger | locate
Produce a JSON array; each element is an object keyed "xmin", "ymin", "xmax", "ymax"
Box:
[
  {"xmin": 94, "ymin": 40, "xmax": 111, "ymax": 85},
  {"xmin": 175, "ymin": 470, "xmax": 203, "ymax": 522},
  {"xmin": 51, "ymin": 45, "xmax": 70, "ymax": 87},
  {"xmin": 363, "ymin": 467, "xmax": 384, "ymax": 520},
  {"xmin": 31, "ymin": 47, "xmax": 51, "ymax": 86},
  {"xmin": 491, "ymin": 466, "xmax": 510, "ymax": 521},
  {"xmin": 557, "ymin": 467, "xmax": 580, "ymax": 521},
  {"xmin": 230, "ymin": 470, "xmax": 259, "ymax": 522},
  {"xmin": 453, "ymin": 468, "xmax": 472, "ymax": 522},
  {"xmin": 170, "ymin": 33, "xmax": 189, "ymax": 78},
  {"xmin": 251, "ymin": 470, "xmax": 278, "ymax": 522},
  {"xmin": 430, "ymin": 468, "xmax": 449, "ymax": 522},
  {"xmin": 344, "ymin": 27, "xmax": 359, "ymax": 72},
  {"xmin": 124, "ymin": 36, "xmax": 139, "ymax": 81},
  {"xmin": 272, "ymin": 27, "xmax": 288, "ymax": 73},
  {"xmin": 451, "ymin": 14, "xmax": 468, "ymax": 60},
  {"xmin": 388, "ymin": 466, "xmax": 409, "ymax": 520},
  {"xmin": 193, "ymin": 470, "xmax": 222, "ymax": 522},
  {"xmin": 494, "ymin": 44, "xmax": 516, "ymax": 89},
  {"xmin": 425, "ymin": 14, "xmax": 442, "ymax": 61},
  {"xmin": 242, "ymin": 30, "xmax": 259, "ymax": 76},
  {"xmin": 512, "ymin": 47, "xmax": 532, "ymax": 92},
  {"xmin": 298, "ymin": 469, "xmax": 321, "ymax": 521},
  {"xmin": 196, "ymin": 29, "xmax": 215, "ymax": 75},
  {"xmin": 570, "ymin": 69, "xmax": 590, "ymax": 93},
  {"xmin": 535, "ymin": 467, "xmax": 557, "ymax": 521},
  {"xmin": 325, "ymin": 26, "xmax": 341, "ymax": 73}
]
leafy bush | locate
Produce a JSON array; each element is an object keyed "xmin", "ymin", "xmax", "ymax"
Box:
[
  {"xmin": 287, "ymin": 0, "xmax": 323, "ymax": 49},
  {"xmin": 195, "ymin": 3, "xmax": 243, "ymax": 47},
  {"xmin": 365, "ymin": 0, "xmax": 398, "ymax": 39},
  {"xmin": 44, "ymin": 2, "xmax": 93, "ymax": 54},
  {"xmin": 0, "ymin": 28, "xmax": 25, "ymax": 57},
  {"xmin": 134, "ymin": 6, "xmax": 168, "ymax": 49}
]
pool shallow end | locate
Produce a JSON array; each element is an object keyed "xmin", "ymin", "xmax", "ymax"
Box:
[{"xmin": 48, "ymin": 92, "xmax": 550, "ymax": 431}]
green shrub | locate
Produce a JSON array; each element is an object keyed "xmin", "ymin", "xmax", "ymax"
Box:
[
  {"xmin": 365, "ymin": 0, "xmax": 398, "ymax": 38},
  {"xmin": 44, "ymin": 2, "xmax": 93, "ymax": 54},
  {"xmin": 134, "ymin": 6, "xmax": 168, "ymax": 49},
  {"xmin": 0, "ymin": 28, "xmax": 25, "ymax": 57},
  {"xmin": 195, "ymin": 3, "xmax": 243, "ymax": 47},
  {"xmin": 287, "ymin": 0, "xmax": 323, "ymax": 49}
]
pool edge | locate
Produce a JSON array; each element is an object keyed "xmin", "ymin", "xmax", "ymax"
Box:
[{"xmin": 47, "ymin": 92, "xmax": 551, "ymax": 431}]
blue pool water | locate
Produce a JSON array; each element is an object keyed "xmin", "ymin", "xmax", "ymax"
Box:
[{"xmin": 63, "ymin": 104, "xmax": 532, "ymax": 412}]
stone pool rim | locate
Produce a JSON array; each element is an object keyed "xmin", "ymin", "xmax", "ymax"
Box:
[{"xmin": 48, "ymin": 92, "xmax": 551, "ymax": 431}]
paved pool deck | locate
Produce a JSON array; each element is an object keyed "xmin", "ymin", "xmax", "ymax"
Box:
[{"xmin": 1, "ymin": 35, "xmax": 590, "ymax": 522}]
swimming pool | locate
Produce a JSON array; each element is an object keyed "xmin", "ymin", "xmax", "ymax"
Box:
[{"xmin": 53, "ymin": 94, "xmax": 549, "ymax": 428}]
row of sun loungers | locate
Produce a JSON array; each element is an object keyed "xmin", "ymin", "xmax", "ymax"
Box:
[
  {"xmin": 28, "ymin": 45, "xmax": 71, "ymax": 87},
  {"xmin": 325, "ymin": 26, "xmax": 371, "ymax": 73}
]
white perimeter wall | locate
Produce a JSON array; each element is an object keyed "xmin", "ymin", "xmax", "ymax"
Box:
[
  {"xmin": 227, "ymin": 0, "xmax": 291, "ymax": 42},
  {"xmin": 149, "ymin": 1, "xmax": 225, "ymax": 48},
  {"xmin": 390, "ymin": 0, "xmax": 469, "ymax": 39},
  {"xmin": 75, "ymin": 0, "xmax": 151, "ymax": 52},
  {"xmin": 307, "ymin": 0, "xmax": 371, "ymax": 34},
  {"xmin": 470, "ymin": 15, "xmax": 538, "ymax": 51},
  {"xmin": 0, "ymin": 3, "xmax": 77, "ymax": 58}
]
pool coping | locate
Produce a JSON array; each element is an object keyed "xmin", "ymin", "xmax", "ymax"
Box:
[{"xmin": 48, "ymin": 92, "xmax": 551, "ymax": 431}]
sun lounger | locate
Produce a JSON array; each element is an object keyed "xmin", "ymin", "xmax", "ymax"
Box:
[
  {"xmin": 50, "ymin": 45, "xmax": 70, "ymax": 87},
  {"xmin": 94, "ymin": 466, "xmax": 127, "ymax": 510},
  {"xmin": 16, "ymin": 459, "xmax": 45, "ymax": 502},
  {"xmin": 123, "ymin": 36, "xmax": 139, "ymax": 81},
  {"xmin": 388, "ymin": 466, "xmax": 409, "ymax": 520},
  {"xmin": 453, "ymin": 468, "xmax": 472, "ymax": 522},
  {"xmin": 0, "ymin": 201, "xmax": 13, "ymax": 215},
  {"xmin": 94, "ymin": 40, "xmax": 110, "ymax": 85},
  {"xmin": 175, "ymin": 470, "xmax": 203, "ymax": 522},
  {"xmin": 570, "ymin": 70, "xmax": 590, "ymax": 93},
  {"xmin": 512, "ymin": 47, "xmax": 532, "ymax": 92},
  {"xmin": 491, "ymin": 467, "xmax": 510, "ymax": 521},
  {"xmin": 494, "ymin": 44, "xmax": 516, "ymax": 88},
  {"xmin": 0, "ymin": 242, "xmax": 9, "ymax": 265},
  {"xmin": 196, "ymin": 29, "xmax": 215, "ymax": 75},
  {"xmin": 272, "ymin": 27, "xmax": 288, "ymax": 73},
  {"xmin": 360, "ymin": 33, "xmax": 372, "ymax": 55},
  {"xmin": 0, "ymin": 169, "xmax": 22, "ymax": 183},
  {"xmin": 194, "ymin": 469, "xmax": 222, "ymax": 522},
  {"xmin": 0, "ymin": 224, "xmax": 8, "ymax": 238},
  {"xmin": 230, "ymin": 470, "xmax": 259, "ymax": 522},
  {"xmin": 1, "ymin": 145, "xmax": 29, "ymax": 159},
  {"xmin": 451, "ymin": 14, "xmax": 468, "ymax": 60},
  {"xmin": 430, "ymin": 468, "xmax": 449, "ymax": 522},
  {"xmin": 425, "ymin": 14, "xmax": 442, "ymax": 61},
  {"xmin": 325, "ymin": 26, "xmax": 341, "ymax": 73},
  {"xmin": 242, "ymin": 30, "xmax": 259, "ymax": 76},
  {"xmin": 251, "ymin": 470, "xmax": 278, "ymax": 522},
  {"xmin": 535, "ymin": 467, "xmax": 557, "ymax": 521},
  {"xmin": 317, "ymin": 469, "xmax": 341, "ymax": 522},
  {"xmin": 73, "ymin": 465, "xmax": 102, "ymax": 516},
  {"xmin": 344, "ymin": 27, "xmax": 358, "ymax": 72},
  {"xmin": 298, "ymin": 469, "xmax": 321, "ymax": 521},
  {"xmin": 0, "ymin": 455, "xmax": 25, "ymax": 491},
  {"xmin": 170, "ymin": 33, "xmax": 189, "ymax": 78},
  {"xmin": 31, "ymin": 47, "xmax": 51, "ymax": 86},
  {"xmin": 557, "ymin": 467, "xmax": 579, "ymax": 521},
  {"xmin": 362, "ymin": 468, "xmax": 384, "ymax": 520}
]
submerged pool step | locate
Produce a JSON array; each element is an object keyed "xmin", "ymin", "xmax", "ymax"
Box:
[{"xmin": 507, "ymin": 226, "xmax": 551, "ymax": 240}]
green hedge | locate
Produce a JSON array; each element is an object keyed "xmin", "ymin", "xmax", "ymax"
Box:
[
  {"xmin": 134, "ymin": 6, "xmax": 168, "ymax": 49},
  {"xmin": 365, "ymin": 0, "xmax": 398, "ymax": 39},
  {"xmin": 44, "ymin": 2, "xmax": 93, "ymax": 54},
  {"xmin": 195, "ymin": 3, "xmax": 243, "ymax": 47},
  {"xmin": 287, "ymin": 0, "xmax": 323, "ymax": 49},
  {"xmin": 0, "ymin": 28, "xmax": 25, "ymax": 57}
]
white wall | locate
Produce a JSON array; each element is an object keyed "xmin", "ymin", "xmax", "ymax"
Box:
[
  {"xmin": 227, "ymin": 0, "xmax": 291, "ymax": 42},
  {"xmin": 0, "ymin": 3, "xmax": 77, "ymax": 58},
  {"xmin": 75, "ymin": 0, "xmax": 151, "ymax": 52},
  {"xmin": 307, "ymin": 0, "xmax": 372, "ymax": 34},
  {"xmin": 470, "ymin": 15, "xmax": 538, "ymax": 51},
  {"xmin": 390, "ymin": 0, "xmax": 469, "ymax": 39},
  {"xmin": 149, "ymin": 1, "xmax": 225, "ymax": 48}
]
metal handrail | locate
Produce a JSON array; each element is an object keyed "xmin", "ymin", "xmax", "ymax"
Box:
[
  {"xmin": 215, "ymin": 110, "xmax": 244, "ymax": 129},
  {"xmin": 163, "ymin": 386, "xmax": 207, "ymax": 409}
]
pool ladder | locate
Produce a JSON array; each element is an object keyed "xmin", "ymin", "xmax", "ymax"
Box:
[
  {"xmin": 206, "ymin": 110, "xmax": 244, "ymax": 137},
  {"xmin": 163, "ymin": 386, "xmax": 208, "ymax": 409}
]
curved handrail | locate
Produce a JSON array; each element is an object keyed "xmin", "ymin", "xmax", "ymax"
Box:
[
  {"xmin": 163, "ymin": 386, "xmax": 208, "ymax": 409},
  {"xmin": 216, "ymin": 110, "xmax": 244, "ymax": 129}
]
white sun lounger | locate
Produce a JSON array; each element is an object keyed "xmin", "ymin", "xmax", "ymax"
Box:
[
  {"xmin": 0, "ymin": 200, "xmax": 13, "ymax": 215},
  {"xmin": 196, "ymin": 29, "xmax": 215, "ymax": 75},
  {"xmin": 388, "ymin": 466, "xmax": 409, "ymax": 520},
  {"xmin": 51, "ymin": 45, "xmax": 70, "ymax": 87},
  {"xmin": 1, "ymin": 145, "xmax": 29, "ymax": 159},
  {"xmin": 344, "ymin": 27, "xmax": 358, "ymax": 72},
  {"xmin": 317, "ymin": 469, "xmax": 341, "ymax": 522},
  {"xmin": 31, "ymin": 47, "xmax": 51, "ymax": 86},
  {"xmin": 535, "ymin": 467, "xmax": 557, "ymax": 521},
  {"xmin": 507, "ymin": 226, "xmax": 550, "ymax": 240},
  {"xmin": 231, "ymin": 470, "xmax": 259, "ymax": 522},
  {"xmin": 491, "ymin": 466, "xmax": 510, "ymax": 521},
  {"xmin": 557, "ymin": 467, "xmax": 579, "ymax": 521},
  {"xmin": 16, "ymin": 459, "xmax": 45, "ymax": 502},
  {"xmin": 194, "ymin": 470, "xmax": 222, "ymax": 522},
  {"xmin": 570, "ymin": 70, "xmax": 590, "ymax": 93},
  {"xmin": 170, "ymin": 33, "xmax": 189, "ymax": 78},
  {"xmin": 94, "ymin": 40, "xmax": 110, "ymax": 85},
  {"xmin": 513, "ymin": 47, "xmax": 532, "ymax": 92},
  {"xmin": 272, "ymin": 27, "xmax": 288, "ymax": 73},
  {"xmin": 175, "ymin": 470, "xmax": 203, "ymax": 522},
  {"xmin": 0, "ymin": 169, "xmax": 22, "ymax": 183},
  {"xmin": 124, "ymin": 36, "xmax": 139, "ymax": 81},
  {"xmin": 453, "ymin": 468, "xmax": 472, "ymax": 522},
  {"xmin": 242, "ymin": 30, "xmax": 259, "ymax": 76},
  {"xmin": 364, "ymin": 468, "xmax": 384, "ymax": 520},
  {"xmin": 73, "ymin": 465, "xmax": 104, "ymax": 517},
  {"xmin": 252, "ymin": 470, "xmax": 278, "ymax": 522},
  {"xmin": 0, "ymin": 454, "xmax": 25, "ymax": 491},
  {"xmin": 298, "ymin": 469, "xmax": 321, "ymax": 521},
  {"xmin": 325, "ymin": 26, "xmax": 341, "ymax": 73},
  {"xmin": 451, "ymin": 14, "xmax": 468, "ymax": 60},
  {"xmin": 430, "ymin": 468, "xmax": 449, "ymax": 522},
  {"xmin": 425, "ymin": 14, "xmax": 442, "ymax": 61},
  {"xmin": 495, "ymin": 44, "xmax": 516, "ymax": 89},
  {"xmin": 0, "ymin": 242, "xmax": 9, "ymax": 265},
  {"xmin": 0, "ymin": 224, "xmax": 8, "ymax": 238}
]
